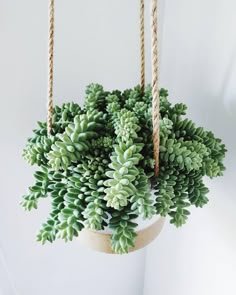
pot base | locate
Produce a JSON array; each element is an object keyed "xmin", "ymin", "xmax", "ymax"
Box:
[{"xmin": 78, "ymin": 216, "xmax": 165, "ymax": 254}]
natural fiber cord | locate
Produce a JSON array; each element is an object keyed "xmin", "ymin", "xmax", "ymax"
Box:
[
  {"xmin": 151, "ymin": 0, "xmax": 160, "ymax": 176},
  {"xmin": 140, "ymin": 0, "xmax": 145, "ymax": 91},
  {"xmin": 47, "ymin": 0, "xmax": 54, "ymax": 135}
]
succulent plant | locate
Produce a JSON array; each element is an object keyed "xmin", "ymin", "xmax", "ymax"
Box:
[{"xmin": 21, "ymin": 84, "xmax": 226, "ymax": 254}]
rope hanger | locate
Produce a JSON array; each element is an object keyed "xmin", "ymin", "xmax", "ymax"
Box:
[
  {"xmin": 47, "ymin": 0, "xmax": 54, "ymax": 135},
  {"xmin": 151, "ymin": 0, "xmax": 160, "ymax": 176},
  {"xmin": 47, "ymin": 0, "xmax": 159, "ymax": 176}
]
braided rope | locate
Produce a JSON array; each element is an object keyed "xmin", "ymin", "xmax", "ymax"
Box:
[
  {"xmin": 47, "ymin": 0, "xmax": 54, "ymax": 135},
  {"xmin": 151, "ymin": 0, "xmax": 160, "ymax": 176},
  {"xmin": 140, "ymin": 0, "xmax": 145, "ymax": 91}
]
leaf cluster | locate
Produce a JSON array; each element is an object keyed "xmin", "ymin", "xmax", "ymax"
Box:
[{"xmin": 21, "ymin": 84, "xmax": 226, "ymax": 253}]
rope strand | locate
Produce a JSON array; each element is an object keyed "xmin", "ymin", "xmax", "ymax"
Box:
[
  {"xmin": 140, "ymin": 0, "xmax": 145, "ymax": 91},
  {"xmin": 151, "ymin": 0, "xmax": 160, "ymax": 176},
  {"xmin": 47, "ymin": 0, "xmax": 54, "ymax": 135}
]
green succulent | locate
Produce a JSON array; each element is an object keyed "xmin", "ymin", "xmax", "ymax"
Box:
[
  {"xmin": 84, "ymin": 83, "xmax": 108, "ymax": 111},
  {"xmin": 109, "ymin": 209, "xmax": 138, "ymax": 254},
  {"xmin": 114, "ymin": 109, "xmax": 140, "ymax": 142},
  {"xmin": 83, "ymin": 198, "xmax": 108, "ymax": 230},
  {"xmin": 21, "ymin": 83, "xmax": 226, "ymax": 254},
  {"xmin": 23, "ymin": 135, "xmax": 54, "ymax": 166},
  {"xmin": 130, "ymin": 169, "xmax": 156, "ymax": 219},
  {"xmin": 48, "ymin": 110, "xmax": 104, "ymax": 170},
  {"xmin": 104, "ymin": 142, "xmax": 143, "ymax": 210}
]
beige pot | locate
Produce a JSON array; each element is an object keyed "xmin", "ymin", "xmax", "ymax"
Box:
[{"xmin": 78, "ymin": 216, "xmax": 165, "ymax": 254}]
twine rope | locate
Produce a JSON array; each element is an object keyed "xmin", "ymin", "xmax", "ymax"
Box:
[
  {"xmin": 151, "ymin": 0, "xmax": 160, "ymax": 176},
  {"xmin": 140, "ymin": 0, "xmax": 159, "ymax": 176},
  {"xmin": 140, "ymin": 0, "xmax": 145, "ymax": 91},
  {"xmin": 47, "ymin": 0, "xmax": 54, "ymax": 135}
]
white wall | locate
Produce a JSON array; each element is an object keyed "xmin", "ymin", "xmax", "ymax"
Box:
[
  {"xmin": 144, "ymin": 1, "xmax": 236, "ymax": 294},
  {"xmin": 0, "ymin": 0, "xmax": 235, "ymax": 295}
]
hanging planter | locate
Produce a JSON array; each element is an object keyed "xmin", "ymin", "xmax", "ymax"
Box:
[
  {"xmin": 21, "ymin": 0, "xmax": 226, "ymax": 254},
  {"xmin": 78, "ymin": 213, "xmax": 165, "ymax": 254}
]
